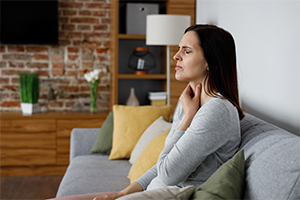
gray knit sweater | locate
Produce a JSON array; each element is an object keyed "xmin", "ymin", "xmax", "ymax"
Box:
[{"xmin": 136, "ymin": 95, "xmax": 241, "ymax": 190}]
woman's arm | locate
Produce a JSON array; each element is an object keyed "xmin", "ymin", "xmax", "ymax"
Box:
[
  {"xmin": 154, "ymin": 83, "xmax": 201, "ymax": 159},
  {"xmin": 147, "ymin": 97, "xmax": 236, "ymax": 190}
]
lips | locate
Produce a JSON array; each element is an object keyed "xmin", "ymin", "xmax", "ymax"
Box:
[{"xmin": 175, "ymin": 65, "xmax": 182, "ymax": 70}]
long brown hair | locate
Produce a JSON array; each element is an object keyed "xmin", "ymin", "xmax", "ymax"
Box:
[{"xmin": 185, "ymin": 24, "xmax": 244, "ymax": 120}]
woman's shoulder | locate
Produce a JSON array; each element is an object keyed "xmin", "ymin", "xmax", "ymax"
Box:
[
  {"xmin": 206, "ymin": 95, "xmax": 235, "ymax": 110},
  {"xmin": 200, "ymin": 96, "xmax": 239, "ymax": 121}
]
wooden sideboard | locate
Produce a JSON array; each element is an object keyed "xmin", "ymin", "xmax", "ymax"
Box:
[{"xmin": 0, "ymin": 111, "xmax": 108, "ymax": 177}]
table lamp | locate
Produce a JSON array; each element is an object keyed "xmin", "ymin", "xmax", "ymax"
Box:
[{"xmin": 146, "ymin": 14, "xmax": 191, "ymax": 105}]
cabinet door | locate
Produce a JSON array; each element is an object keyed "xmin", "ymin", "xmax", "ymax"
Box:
[
  {"xmin": 56, "ymin": 119, "xmax": 105, "ymax": 165},
  {"xmin": 0, "ymin": 119, "xmax": 57, "ymax": 166}
]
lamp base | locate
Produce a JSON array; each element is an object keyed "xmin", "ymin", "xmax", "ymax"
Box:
[{"xmin": 135, "ymin": 71, "xmax": 149, "ymax": 75}]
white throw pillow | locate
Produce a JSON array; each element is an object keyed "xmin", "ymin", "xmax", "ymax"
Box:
[
  {"xmin": 129, "ymin": 116, "xmax": 172, "ymax": 164},
  {"xmin": 116, "ymin": 185, "xmax": 195, "ymax": 200}
]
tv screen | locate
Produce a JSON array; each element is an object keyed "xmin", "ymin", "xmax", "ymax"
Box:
[{"xmin": 0, "ymin": 0, "xmax": 58, "ymax": 45}]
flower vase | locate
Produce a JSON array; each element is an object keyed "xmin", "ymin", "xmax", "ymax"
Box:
[
  {"xmin": 126, "ymin": 87, "xmax": 140, "ymax": 106},
  {"xmin": 89, "ymin": 81, "xmax": 99, "ymax": 113}
]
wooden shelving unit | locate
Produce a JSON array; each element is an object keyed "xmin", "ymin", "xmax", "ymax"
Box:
[
  {"xmin": 109, "ymin": 0, "xmax": 196, "ymax": 114},
  {"xmin": 110, "ymin": 0, "xmax": 167, "ymax": 106}
]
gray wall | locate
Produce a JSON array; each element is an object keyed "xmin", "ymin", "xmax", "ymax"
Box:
[{"xmin": 196, "ymin": 0, "xmax": 300, "ymax": 135}]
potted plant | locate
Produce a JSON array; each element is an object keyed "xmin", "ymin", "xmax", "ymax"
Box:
[{"xmin": 19, "ymin": 73, "xmax": 39, "ymax": 115}]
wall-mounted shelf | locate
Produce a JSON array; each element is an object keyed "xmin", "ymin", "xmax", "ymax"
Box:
[
  {"xmin": 118, "ymin": 74, "xmax": 166, "ymax": 79},
  {"xmin": 118, "ymin": 34, "xmax": 146, "ymax": 39}
]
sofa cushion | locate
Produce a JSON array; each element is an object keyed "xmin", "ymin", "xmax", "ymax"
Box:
[
  {"xmin": 50, "ymin": 192, "xmax": 117, "ymax": 200},
  {"xmin": 109, "ymin": 105, "xmax": 171, "ymax": 160},
  {"xmin": 90, "ymin": 112, "xmax": 114, "ymax": 155},
  {"xmin": 191, "ymin": 149, "xmax": 245, "ymax": 200},
  {"xmin": 56, "ymin": 155, "xmax": 131, "ymax": 197},
  {"xmin": 240, "ymin": 113, "xmax": 300, "ymax": 199},
  {"xmin": 128, "ymin": 129, "xmax": 170, "ymax": 183},
  {"xmin": 129, "ymin": 116, "xmax": 172, "ymax": 164}
]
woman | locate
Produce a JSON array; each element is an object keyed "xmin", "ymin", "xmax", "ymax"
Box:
[{"xmin": 94, "ymin": 24, "xmax": 244, "ymax": 200}]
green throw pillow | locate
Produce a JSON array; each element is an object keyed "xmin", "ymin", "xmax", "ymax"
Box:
[
  {"xmin": 190, "ymin": 149, "xmax": 245, "ymax": 200},
  {"xmin": 90, "ymin": 112, "xmax": 114, "ymax": 154}
]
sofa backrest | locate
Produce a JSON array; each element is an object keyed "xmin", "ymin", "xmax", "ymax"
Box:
[{"xmin": 239, "ymin": 113, "xmax": 300, "ymax": 199}]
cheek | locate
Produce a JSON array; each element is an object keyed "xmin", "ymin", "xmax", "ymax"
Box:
[{"xmin": 190, "ymin": 62, "xmax": 208, "ymax": 79}]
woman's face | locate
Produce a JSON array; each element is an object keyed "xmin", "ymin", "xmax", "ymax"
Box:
[{"xmin": 173, "ymin": 31, "xmax": 208, "ymax": 86}]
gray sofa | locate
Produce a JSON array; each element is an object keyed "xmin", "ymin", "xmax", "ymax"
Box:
[{"xmin": 56, "ymin": 113, "xmax": 300, "ymax": 199}]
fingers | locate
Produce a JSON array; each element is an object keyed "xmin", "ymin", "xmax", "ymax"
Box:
[
  {"xmin": 93, "ymin": 195, "xmax": 111, "ymax": 200},
  {"xmin": 181, "ymin": 83, "xmax": 202, "ymax": 101},
  {"xmin": 194, "ymin": 83, "xmax": 202, "ymax": 100},
  {"xmin": 182, "ymin": 83, "xmax": 192, "ymax": 96}
]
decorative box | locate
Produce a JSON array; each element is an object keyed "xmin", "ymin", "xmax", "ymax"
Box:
[{"xmin": 126, "ymin": 3, "xmax": 159, "ymax": 35}]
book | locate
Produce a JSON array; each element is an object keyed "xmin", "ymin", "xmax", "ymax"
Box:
[
  {"xmin": 148, "ymin": 91, "xmax": 167, "ymax": 106},
  {"xmin": 151, "ymin": 100, "xmax": 167, "ymax": 106}
]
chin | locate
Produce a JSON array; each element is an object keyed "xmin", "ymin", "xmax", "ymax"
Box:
[
  {"xmin": 175, "ymin": 75, "xmax": 181, "ymax": 81},
  {"xmin": 175, "ymin": 74, "xmax": 186, "ymax": 82}
]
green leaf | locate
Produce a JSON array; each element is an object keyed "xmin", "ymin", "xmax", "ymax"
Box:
[{"xmin": 19, "ymin": 73, "xmax": 39, "ymax": 103}]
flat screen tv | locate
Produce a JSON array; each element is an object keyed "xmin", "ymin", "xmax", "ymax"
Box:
[{"xmin": 0, "ymin": 0, "xmax": 58, "ymax": 45}]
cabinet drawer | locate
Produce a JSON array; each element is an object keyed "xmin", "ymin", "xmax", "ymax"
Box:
[
  {"xmin": 0, "ymin": 119, "xmax": 56, "ymax": 132},
  {"xmin": 1, "ymin": 149, "xmax": 56, "ymax": 166},
  {"xmin": 57, "ymin": 119, "xmax": 104, "ymax": 137},
  {"xmin": 0, "ymin": 119, "xmax": 56, "ymax": 166}
]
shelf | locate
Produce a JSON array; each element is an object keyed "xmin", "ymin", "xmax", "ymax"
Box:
[
  {"xmin": 118, "ymin": 34, "xmax": 146, "ymax": 39},
  {"xmin": 118, "ymin": 74, "xmax": 166, "ymax": 79}
]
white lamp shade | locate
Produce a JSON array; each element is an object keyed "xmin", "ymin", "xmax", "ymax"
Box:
[{"xmin": 146, "ymin": 15, "xmax": 191, "ymax": 45}]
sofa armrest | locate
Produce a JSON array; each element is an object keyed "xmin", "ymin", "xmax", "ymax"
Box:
[{"xmin": 69, "ymin": 128, "xmax": 100, "ymax": 161}]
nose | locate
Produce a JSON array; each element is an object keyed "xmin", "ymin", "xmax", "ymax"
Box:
[{"xmin": 173, "ymin": 50, "xmax": 182, "ymax": 61}]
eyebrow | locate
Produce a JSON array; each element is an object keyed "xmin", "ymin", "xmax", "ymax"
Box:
[{"xmin": 179, "ymin": 45, "xmax": 193, "ymax": 49}]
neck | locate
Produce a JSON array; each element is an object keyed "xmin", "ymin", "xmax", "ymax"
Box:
[{"xmin": 189, "ymin": 81, "xmax": 213, "ymax": 107}]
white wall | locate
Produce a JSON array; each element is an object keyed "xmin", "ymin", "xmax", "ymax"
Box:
[{"xmin": 196, "ymin": 0, "xmax": 300, "ymax": 135}]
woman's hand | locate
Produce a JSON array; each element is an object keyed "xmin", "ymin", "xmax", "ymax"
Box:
[
  {"xmin": 178, "ymin": 83, "xmax": 202, "ymax": 131},
  {"xmin": 93, "ymin": 182, "xmax": 143, "ymax": 200},
  {"xmin": 93, "ymin": 192, "xmax": 123, "ymax": 200}
]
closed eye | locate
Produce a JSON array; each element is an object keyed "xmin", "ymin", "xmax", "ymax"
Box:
[{"xmin": 177, "ymin": 46, "xmax": 192, "ymax": 54}]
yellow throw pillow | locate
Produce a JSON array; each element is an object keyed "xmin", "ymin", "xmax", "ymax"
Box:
[
  {"xmin": 128, "ymin": 129, "xmax": 170, "ymax": 183},
  {"xmin": 109, "ymin": 105, "xmax": 171, "ymax": 160}
]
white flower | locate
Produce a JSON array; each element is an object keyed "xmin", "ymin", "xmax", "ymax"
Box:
[
  {"xmin": 94, "ymin": 69, "xmax": 101, "ymax": 75},
  {"xmin": 84, "ymin": 68, "xmax": 106, "ymax": 83},
  {"xmin": 84, "ymin": 73, "xmax": 91, "ymax": 82},
  {"xmin": 93, "ymin": 70, "xmax": 100, "ymax": 80}
]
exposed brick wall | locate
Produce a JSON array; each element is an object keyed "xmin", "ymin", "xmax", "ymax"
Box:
[{"xmin": 0, "ymin": 0, "xmax": 111, "ymax": 112}]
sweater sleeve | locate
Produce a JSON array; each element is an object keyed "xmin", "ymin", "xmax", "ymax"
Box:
[
  {"xmin": 146, "ymin": 98, "xmax": 238, "ymax": 190},
  {"xmin": 135, "ymin": 164, "xmax": 157, "ymax": 190},
  {"xmin": 134, "ymin": 100, "xmax": 183, "ymax": 190}
]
